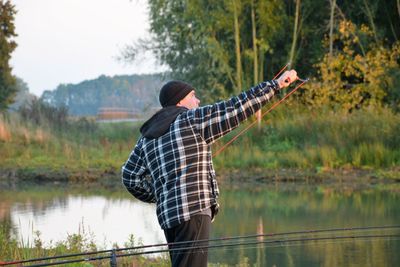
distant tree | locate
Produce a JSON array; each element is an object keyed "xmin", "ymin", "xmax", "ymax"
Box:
[
  {"xmin": 8, "ymin": 77, "xmax": 36, "ymax": 111},
  {"xmin": 40, "ymin": 74, "xmax": 165, "ymax": 116},
  {"xmin": 0, "ymin": 0, "xmax": 17, "ymax": 111}
]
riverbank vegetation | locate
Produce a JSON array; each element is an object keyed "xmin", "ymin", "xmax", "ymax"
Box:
[
  {"xmin": 2, "ymin": 2, "xmax": 399, "ymax": 181},
  {"xmin": 213, "ymin": 105, "xmax": 400, "ymax": 174},
  {"xmin": 1, "ymin": 101, "xmax": 399, "ymax": 181},
  {"xmin": 1, "ymin": 1, "xmax": 399, "ymax": 182},
  {"xmin": 0, "ymin": 222, "xmax": 170, "ymax": 266}
]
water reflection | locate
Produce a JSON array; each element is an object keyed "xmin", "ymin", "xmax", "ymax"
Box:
[
  {"xmin": 1, "ymin": 181, "xmax": 399, "ymax": 266},
  {"xmin": 6, "ymin": 192, "xmax": 164, "ymax": 248},
  {"xmin": 209, "ymin": 184, "xmax": 400, "ymax": 266}
]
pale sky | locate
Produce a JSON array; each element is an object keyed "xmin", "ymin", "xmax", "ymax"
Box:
[{"xmin": 10, "ymin": 0, "xmax": 165, "ymax": 97}]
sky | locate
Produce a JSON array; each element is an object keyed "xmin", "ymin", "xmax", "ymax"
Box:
[{"xmin": 10, "ymin": 0, "xmax": 165, "ymax": 97}]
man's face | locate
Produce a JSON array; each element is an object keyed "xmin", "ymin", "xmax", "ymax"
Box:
[{"xmin": 177, "ymin": 90, "xmax": 200, "ymax": 109}]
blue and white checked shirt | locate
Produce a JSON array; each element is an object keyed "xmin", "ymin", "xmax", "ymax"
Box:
[{"xmin": 122, "ymin": 80, "xmax": 279, "ymax": 229}]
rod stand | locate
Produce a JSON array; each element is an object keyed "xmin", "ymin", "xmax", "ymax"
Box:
[{"xmin": 110, "ymin": 249, "xmax": 117, "ymax": 267}]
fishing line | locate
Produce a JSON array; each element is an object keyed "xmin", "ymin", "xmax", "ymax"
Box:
[
  {"xmin": 98, "ymin": 233, "xmax": 400, "ymax": 260},
  {"xmin": 170, "ymin": 234, "xmax": 400, "ymax": 260},
  {"xmin": 181, "ymin": 234, "xmax": 400, "ymax": 257},
  {"xmin": 6, "ymin": 234, "xmax": 400, "ymax": 266},
  {"xmin": 272, "ymin": 62, "xmax": 291, "ymax": 80},
  {"xmin": 2, "ymin": 225, "xmax": 399, "ymax": 266},
  {"xmin": 212, "ymin": 62, "xmax": 291, "ymax": 158},
  {"xmin": 152, "ymin": 225, "xmax": 400, "ymax": 252},
  {"xmin": 23, "ymin": 233, "xmax": 391, "ymax": 267}
]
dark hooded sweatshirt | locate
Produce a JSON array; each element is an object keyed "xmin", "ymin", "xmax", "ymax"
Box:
[{"xmin": 140, "ymin": 106, "xmax": 188, "ymax": 139}]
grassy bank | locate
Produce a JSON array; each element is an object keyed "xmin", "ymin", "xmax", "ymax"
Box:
[
  {"xmin": 213, "ymin": 106, "xmax": 400, "ymax": 174},
  {"xmin": 0, "ymin": 114, "xmax": 140, "ymax": 180},
  {"xmin": 0, "ymin": 223, "xmax": 169, "ymax": 266},
  {"xmin": 1, "ymin": 106, "xmax": 399, "ymax": 181}
]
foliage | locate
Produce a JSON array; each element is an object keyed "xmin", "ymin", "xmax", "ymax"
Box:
[
  {"xmin": 337, "ymin": 0, "xmax": 400, "ymax": 44},
  {"xmin": 0, "ymin": 0, "xmax": 17, "ymax": 111},
  {"xmin": 302, "ymin": 20, "xmax": 400, "ymax": 112},
  {"xmin": 144, "ymin": 0, "xmax": 291, "ymax": 103},
  {"xmin": 125, "ymin": 0, "xmax": 400, "ymax": 113}
]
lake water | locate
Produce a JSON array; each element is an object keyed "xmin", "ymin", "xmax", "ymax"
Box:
[{"xmin": 1, "ymin": 178, "xmax": 399, "ymax": 266}]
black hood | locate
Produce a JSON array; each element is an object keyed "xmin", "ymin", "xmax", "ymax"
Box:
[{"xmin": 140, "ymin": 106, "xmax": 188, "ymax": 139}]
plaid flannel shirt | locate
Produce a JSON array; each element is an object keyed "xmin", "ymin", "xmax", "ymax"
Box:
[{"xmin": 122, "ymin": 80, "xmax": 279, "ymax": 229}]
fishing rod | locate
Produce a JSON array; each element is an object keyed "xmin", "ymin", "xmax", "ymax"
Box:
[
  {"xmin": 213, "ymin": 64, "xmax": 309, "ymax": 157},
  {"xmin": 117, "ymin": 233, "xmax": 400, "ymax": 258},
  {"xmin": 112, "ymin": 224, "xmax": 400, "ymax": 254},
  {"xmin": 16, "ymin": 233, "xmax": 400, "ymax": 267},
  {"xmin": 2, "ymin": 225, "xmax": 399, "ymax": 266}
]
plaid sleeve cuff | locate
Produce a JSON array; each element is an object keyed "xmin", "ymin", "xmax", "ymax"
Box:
[{"xmin": 272, "ymin": 79, "xmax": 281, "ymax": 94}]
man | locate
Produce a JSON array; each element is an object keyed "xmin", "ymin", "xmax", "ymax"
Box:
[{"xmin": 122, "ymin": 70, "xmax": 297, "ymax": 266}]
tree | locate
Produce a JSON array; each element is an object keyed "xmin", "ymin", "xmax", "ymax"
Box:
[
  {"xmin": 0, "ymin": 0, "xmax": 17, "ymax": 111},
  {"xmin": 288, "ymin": 0, "xmax": 301, "ymax": 66},
  {"xmin": 328, "ymin": 0, "xmax": 337, "ymax": 59},
  {"xmin": 303, "ymin": 20, "xmax": 400, "ymax": 112},
  {"xmin": 336, "ymin": 0, "xmax": 399, "ymax": 44},
  {"xmin": 134, "ymin": 0, "xmax": 287, "ymax": 103},
  {"xmin": 139, "ymin": 0, "xmax": 233, "ymax": 103},
  {"xmin": 361, "ymin": 0, "xmax": 379, "ymax": 43},
  {"xmin": 232, "ymin": 0, "xmax": 243, "ymax": 93},
  {"xmin": 125, "ymin": 0, "xmax": 399, "ymax": 108},
  {"xmin": 398, "ymin": 0, "xmax": 400, "ymax": 19},
  {"xmin": 8, "ymin": 77, "xmax": 35, "ymax": 111}
]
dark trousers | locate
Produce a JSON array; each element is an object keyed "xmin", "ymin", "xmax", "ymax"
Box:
[{"xmin": 164, "ymin": 215, "xmax": 211, "ymax": 267}]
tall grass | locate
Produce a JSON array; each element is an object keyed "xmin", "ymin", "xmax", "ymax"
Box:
[
  {"xmin": 1, "ymin": 104, "xmax": 399, "ymax": 179},
  {"xmin": 0, "ymin": 111, "xmax": 140, "ymax": 179},
  {"xmin": 213, "ymin": 106, "xmax": 400, "ymax": 172}
]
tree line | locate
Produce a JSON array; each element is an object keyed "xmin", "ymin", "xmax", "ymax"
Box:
[
  {"xmin": 125, "ymin": 0, "xmax": 400, "ymax": 112},
  {"xmin": 1, "ymin": 0, "xmax": 400, "ymax": 114},
  {"xmin": 40, "ymin": 74, "xmax": 165, "ymax": 116}
]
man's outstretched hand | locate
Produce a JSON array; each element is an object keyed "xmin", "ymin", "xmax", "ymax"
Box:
[{"xmin": 277, "ymin": 70, "xmax": 298, "ymax": 88}]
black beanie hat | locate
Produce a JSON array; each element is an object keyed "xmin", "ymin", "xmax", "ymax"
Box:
[{"xmin": 159, "ymin": 80, "xmax": 194, "ymax": 107}]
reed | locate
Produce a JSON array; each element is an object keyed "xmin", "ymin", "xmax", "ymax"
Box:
[
  {"xmin": 0, "ymin": 112, "xmax": 136, "ymax": 175},
  {"xmin": 0, "ymin": 117, "xmax": 11, "ymax": 142}
]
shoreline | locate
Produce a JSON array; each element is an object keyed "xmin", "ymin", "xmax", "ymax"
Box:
[{"xmin": 1, "ymin": 166, "xmax": 399, "ymax": 185}]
